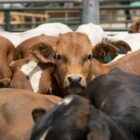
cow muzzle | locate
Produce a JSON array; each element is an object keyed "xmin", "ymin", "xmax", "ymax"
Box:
[{"xmin": 64, "ymin": 75, "xmax": 86, "ymax": 95}]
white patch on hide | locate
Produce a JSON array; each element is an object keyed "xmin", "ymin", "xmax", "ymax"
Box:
[
  {"xmin": 58, "ymin": 96, "xmax": 73, "ymax": 105},
  {"xmin": 39, "ymin": 129, "xmax": 49, "ymax": 140},
  {"xmin": 20, "ymin": 60, "xmax": 42, "ymax": 93}
]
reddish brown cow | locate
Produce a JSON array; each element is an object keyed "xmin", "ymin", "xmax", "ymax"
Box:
[
  {"xmin": 31, "ymin": 32, "xmax": 93, "ymax": 96},
  {"xmin": 0, "ymin": 36, "xmax": 15, "ymax": 87},
  {"xmin": 10, "ymin": 35, "xmax": 61, "ymax": 96},
  {"xmin": 128, "ymin": 18, "xmax": 140, "ymax": 33},
  {"xmin": 30, "ymin": 32, "xmax": 140, "ymax": 97},
  {"xmin": 0, "ymin": 88, "xmax": 61, "ymax": 140}
]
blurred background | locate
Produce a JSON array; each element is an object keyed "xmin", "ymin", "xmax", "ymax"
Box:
[{"xmin": 0, "ymin": 0, "xmax": 140, "ymax": 32}]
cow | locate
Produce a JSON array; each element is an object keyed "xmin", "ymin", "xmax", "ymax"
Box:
[
  {"xmin": 0, "ymin": 22, "xmax": 72, "ymax": 47},
  {"xmin": 0, "ymin": 88, "xmax": 61, "ymax": 140},
  {"xmin": 30, "ymin": 94, "xmax": 139, "ymax": 140},
  {"xmin": 30, "ymin": 32, "xmax": 140, "ymax": 96},
  {"xmin": 0, "ymin": 36, "xmax": 15, "ymax": 87},
  {"xmin": 83, "ymin": 68, "xmax": 140, "ymax": 139},
  {"xmin": 10, "ymin": 35, "xmax": 61, "ymax": 96},
  {"xmin": 128, "ymin": 18, "xmax": 140, "ymax": 33},
  {"xmin": 30, "ymin": 32, "xmax": 94, "ymax": 96},
  {"xmin": 76, "ymin": 23, "xmax": 104, "ymax": 45},
  {"xmin": 92, "ymin": 40, "xmax": 131, "ymax": 63}
]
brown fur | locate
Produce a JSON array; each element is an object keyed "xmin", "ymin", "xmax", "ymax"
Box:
[
  {"xmin": 31, "ymin": 32, "xmax": 94, "ymax": 96},
  {"xmin": 0, "ymin": 88, "xmax": 61, "ymax": 140},
  {"xmin": 11, "ymin": 35, "xmax": 61, "ymax": 96},
  {"xmin": 128, "ymin": 18, "xmax": 140, "ymax": 33},
  {"xmin": 92, "ymin": 49, "xmax": 140, "ymax": 79},
  {"xmin": 0, "ymin": 36, "xmax": 16, "ymax": 87},
  {"xmin": 93, "ymin": 40, "xmax": 131, "ymax": 63}
]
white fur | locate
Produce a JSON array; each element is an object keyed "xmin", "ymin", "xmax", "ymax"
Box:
[
  {"xmin": 76, "ymin": 23, "xmax": 105, "ymax": 45},
  {"xmin": 58, "ymin": 96, "xmax": 73, "ymax": 105},
  {"xmin": 20, "ymin": 60, "xmax": 42, "ymax": 93},
  {"xmin": 0, "ymin": 22, "xmax": 73, "ymax": 47},
  {"xmin": 39, "ymin": 129, "xmax": 50, "ymax": 140}
]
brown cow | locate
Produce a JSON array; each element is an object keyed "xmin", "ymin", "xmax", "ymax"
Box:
[
  {"xmin": 128, "ymin": 18, "xmax": 140, "ymax": 33},
  {"xmin": 92, "ymin": 40, "xmax": 131, "ymax": 63},
  {"xmin": 0, "ymin": 88, "xmax": 61, "ymax": 140},
  {"xmin": 30, "ymin": 32, "xmax": 140, "ymax": 97},
  {"xmin": 31, "ymin": 32, "xmax": 93, "ymax": 96},
  {"xmin": 10, "ymin": 35, "xmax": 61, "ymax": 96},
  {"xmin": 0, "ymin": 36, "xmax": 15, "ymax": 87}
]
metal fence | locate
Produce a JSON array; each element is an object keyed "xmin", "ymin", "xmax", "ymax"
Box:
[{"xmin": 0, "ymin": 0, "xmax": 140, "ymax": 32}]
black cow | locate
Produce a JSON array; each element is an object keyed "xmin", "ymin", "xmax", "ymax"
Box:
[
  {"xmin": 30, "ymin": 94, "xmax": 138, "ymax": 140},
  {"xmin": 83, "ymin": 68, "xmax": 140, "ymax": 139}
]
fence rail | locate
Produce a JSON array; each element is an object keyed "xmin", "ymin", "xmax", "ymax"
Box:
[
  {"xmin": 0, "ymin": 0, "xmax": 140, "ymax": 32},
  {"xmin": 0, "ymin": 0, "xmax": 82, "ymax": 3}
]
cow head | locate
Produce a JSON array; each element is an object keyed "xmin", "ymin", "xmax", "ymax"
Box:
[
  {"xmin": 92, "ymin": 40, "xmax": 131, "ymax": 63},
  {"xmin": 128, "ymin": 18, "xmax": 140, "ymax": 33},
  {"xmin": 31, "ymin": 95, "xmax": 127, "ymax": 140},
  {"xmin": 30, "ymin": 95, "xmax": 91, "ymax": 140},
  {"xmin": 31, "ymin": 32, "xmax": 93, "ymax": 96},
  {"xmin": 10, "ymin": 57, "xmax": 59, "ymax": 95}
]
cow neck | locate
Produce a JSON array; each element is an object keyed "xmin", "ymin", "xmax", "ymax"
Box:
[{"xmin": 91, "ymin": 59, "xmax": 110, "ymax": 79}]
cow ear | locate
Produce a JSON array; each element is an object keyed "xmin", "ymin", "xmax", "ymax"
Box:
[
  {"xmin": 112, "ymin": 40, "xmax": 131, "ymax": 54},
  {"xmin": 32, "ymin": 108, "xmax": 46, "ymax": 123},
  {"xmin": 92, "ymin": 42, "xmax": 117, "ymax": 63},
  {"xmin": 128, "ymin": 20, "xmax": 140, "ymax": 33},
  {"xmin": 30, "ymin": 42, "xmax": 55, "ymax": 63}
]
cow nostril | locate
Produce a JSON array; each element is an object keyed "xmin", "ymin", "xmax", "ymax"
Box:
[{"xmin": 68, "ymin": 76, "xmax": 82, "ymax": 83}]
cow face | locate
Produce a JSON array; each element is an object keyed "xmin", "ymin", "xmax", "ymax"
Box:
[
  {"xmin": 31, "ymin": 32, "xmax": 93, "ymax": 96},
  {"xmin": 54, "ymin": 32, "xmax": 93, "ymax": 95}
]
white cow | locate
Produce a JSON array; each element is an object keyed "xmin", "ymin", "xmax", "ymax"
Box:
[
  {"xmin": 0, "ymin": 23, "xmax": 73, "ymax": 47},
  {"xmin": 76, "ymin": 23, "xmax": 105, "ymax": 45}
]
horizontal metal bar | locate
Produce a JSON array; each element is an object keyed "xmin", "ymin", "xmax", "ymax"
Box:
[
  {"xmin": 0, "ymin": 0, "xmax": 82, "ymax": 3},
  {"xmin": 100, "ymin": 5, "xmax": 140, "ymax": 10},
  {"xmin": 0, "ymin": 5, "xmax": 140, "ymax": 12},
  {"xmin": 0, "ymin": 7, "xmax": 82, "ymax": 11}
]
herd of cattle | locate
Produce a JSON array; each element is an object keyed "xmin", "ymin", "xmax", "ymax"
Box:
[{"xmin": 0, "ymin": 18, "xmax": 140, "ymax": 140}]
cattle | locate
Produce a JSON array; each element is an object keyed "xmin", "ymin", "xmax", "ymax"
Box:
[
  {"xmin": 91, "ymin": 48, "xmax": 140, "ymax": 79},
  {"xmin": 30, "ymin": 32, "xmax": 93, "ymax": 96},
  {"xmin": 92, "ymin": 40, "xmax": 131, "ymax": 63},
  {"xmin": 30, "ymin": 32, "xmax": 140, "ymax": 96},
  {"xmin": 76, "ymin": 23, "xmax": 104, "ymax": 45},
  {"xmin": 0, "ymin": 23, "xmax": 72, "ymax": 47},
  {"xmin": 10, "ymin": 35, "xmax": 61, "ymax": 96},
  {"xmin": 30, "ymin": 94, "xmax": 138, "ymax": 140},
  {"xmin": 128, "ymin": 18, "xmax": 140, "ymax": 33},
  {"xmin": 83, "ymin": 68, "xmax": 140, "ymax": 139},
  {"xmin": 0, "ymin": 36, "xmax": 15, "ymax": 87},
  {"xmin": 0, "ymin": 88, "xmax": 61, "ymax": 140}
]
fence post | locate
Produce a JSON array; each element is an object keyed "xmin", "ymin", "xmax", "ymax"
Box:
[
  {"xmin": 82, "ymin": 0, "xmax": 100, "ymax": 24},
  {"xmin": 4, "ymin": 10, "xmax": 11, "ymax": 31}
]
